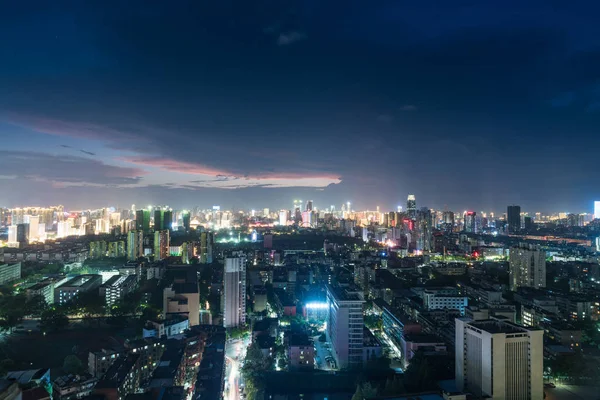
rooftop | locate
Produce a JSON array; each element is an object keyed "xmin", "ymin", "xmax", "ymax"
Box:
[
  {"xmin": 326, "ymin": 284, "xmax": 364, "ymax": 302},
  {"xmin": 57, "ymin": 274, "xmax": 101, "ymax": 289},
  {"xmin": 467, "ymin": 319, "xmax": 535, "ymax": 335}
]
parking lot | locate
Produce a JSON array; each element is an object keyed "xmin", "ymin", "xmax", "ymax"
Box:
[{"xmin": 313, "ymin": 337, "xmax": 336, "ymax": 370}]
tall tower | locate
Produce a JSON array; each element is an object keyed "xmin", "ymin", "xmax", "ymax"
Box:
[
  {"xmin": 507, "ymin": 205, "xmax": 521, "ymax": 234},
  {"xmin": 135, "ymin": 210, "xmax": 151, "ymax": 232},
  {"xmin": 127, "ymin": 230, "xmax": 144, "ymax": 261},
  {"xmin": 326, "ymin": 285, "xmax": 365, "ymax": 369},
  {"xmin": 223, "ymin": 257, "xmax": 246, "ymax": 328},
  {"xmin": 464, "ymin": 211, "xmax": 477, "ymax": 233},
  {"xmin": 153, "ymin": 230, "xmax": 170, "ymax": 260},
  {"xmin": 407, "ymin": 195, "xmax": 417, "ymax": 220}
]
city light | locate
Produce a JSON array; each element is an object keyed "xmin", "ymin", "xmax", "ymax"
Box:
[{"xmin": 306, "ymin": 302, "xmax": 328, "ymax": 310}]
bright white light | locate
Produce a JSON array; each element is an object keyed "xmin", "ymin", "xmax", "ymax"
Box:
[{"xmin": 306, "ymin": 302, "xmax": 328, "ymax": 310}]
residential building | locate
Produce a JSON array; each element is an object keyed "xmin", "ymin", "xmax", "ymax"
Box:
[
  {"xmin": 163, "ymin": 270, "xmax": 200, "ymax": 326},
  {"xmin": 100, "ymin": 275, "xmax": 138, "ymax": 307},
  {"xmin": 455, "ymin": 318, "xmax": 543, "ymax": 400},
  {"xmin": 509, "ymin": 244, "xmax": 546, "ymax": 291},
  {"xmin": 507, "ymin": 205, "xmax": 521, "ymax": 234},
  {"xmin": 287, "ymin": 333, "xmax": 314, "ymax": 370},
  {"xmin": 223, "ymin": 257, "xmax": 246, "ymax": 328},
  {"xmin": 143, "ymin": 318, "xmax": 190, "ymax": 339},
  {"xmin": 154, "ymin": 230, "xmax": 170, "ymax": 260},
  {"xmin": 423, "ymin": 287, "xmax": 468, "ymax": 315},
  {"xmin": 94, "ymin": 354, "xmax": 143, "ymax": 400},
  {"xmin": 53, "ymin": 375, "xmax": 98, "ymax": 400},
  {"xmin": 54, "ymin": 275, "xmax": 102, "ymax": 304},
  {"xmin": 326, "ymin": 284, "xmax": 365, "ymax": 369},
  {"xmin": 0, "ymin": 262, "xmax": 21, "ymax": 285},
  {"xmin": 127, "ymin": 230, "xmax": 144, "ymax": 261},
  {"xmin": 88, "ymin": 349, "xmax": 121, "ymax": 378}
]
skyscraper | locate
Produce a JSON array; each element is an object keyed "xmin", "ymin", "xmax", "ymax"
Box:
[
  {"xmin": 127, "ymin": 230, "xmax": 144, "ymax": 261},
  {"xmin": 16, "ymin": 223, "xmax": 29, "ymax": 245},
  {"xmin": 455, "ymin": 318, "xmax": 543, "ymax": 400},
  {"xmin": 306, "ymin": 200, "xmax": 313, "ymax": 211},
  {"xmin": 135, "ymin": 210, "xmax": 151, "ymax": 232},
  {"xmin": 153, "ymin": 230, "xmax": 170, "ymax": 260},
  {"xmin": 153, "ymin": 209, "xmax": 164, "ymax": 231},
  {"xmin": 507, "ymin": 205, "xmax": 521, "ymax": 234},
  {"xmin": 223, "ymin": 257, "xmax": 246, "ymax": 328},
  {"xmin": 442, "ymin": 211, "xmax": 455, "ymax": 232},
  {"xmin": 182, "ymin": 211, "xmax": 191, "ymax": 231},
  {"xmin": 406, "ymin": 195, "xmax": 416, "ymax": 220},
  {"xmin": 416, "ymin": 208, "xmax": 432, "ymax": 252},
  {"xmin": 595, "ymin": 201, "xmax": 600, "ymax": 219},
  {"xmin": 509, "ymin": 244, "xmax": 546, "ymax": 291},
  {"xmin": 464, "ymin": 211, "xmax": 476, "ymax": 233},
  {"xmin": 163, "ymin": 210, "xmax": 173, "ymax": 230},
  {"xmin": 326, "ymin": 285, "xmax": 365, "ymax": 369}
]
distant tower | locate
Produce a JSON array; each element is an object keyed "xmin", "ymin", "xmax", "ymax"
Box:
[
  {"xmin": 509, "ymin": 244, "xmax": 546, "ymax": 291},
  {"xmin": 507, "ymin": 205, "xmax": 521, "ymax": 234},
  {"xmin": 407, "ymin": 195, "xmax": 417, "ymax": 219},
  {"xmin": 306, "ymin": 200, "xmax": 313, "ymax": 212},
  {"xmin": 464, "ymin": 211, "xmax": 477, "ymax": 233}
]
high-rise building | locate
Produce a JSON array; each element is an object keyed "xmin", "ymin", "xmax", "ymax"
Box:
[
  {"xmin": 24, "ymin": 215, "xmax": 39, "ymax": 242},
  {"xmin": 278, "ymin": 210, "xmax": 289, "ymax": 226},
  {"xmin": 464, "ymin": 211, "xmax": 476, "ymax": 233},
  {"xmin": 127, "ymin": 230, "xmax": 144, "ymax": 261},
  {"xmin": 135, "ymin": 210, "xmax": 151, "ymax": 232},
  {"xmin": 326, "ymin": 285, "xmax": 365, "ymax": 369},
  {"xmin": 407, "ymin": 195, "xmax": 416, "ymax": 220},
  {"xmin": 7, "ymin": 226, "xmax": 17, "ymax": 247},
  {"xmin": 509, "ymin": 244, "xmax": 546, "ymax": 291},
  {"xmin": 154, "ymin": 230, "xmax": 170, "ymax": 260},
  {"xmin": 416, "ymin": 208, "xmax": 432, "ymax": 252},
  {"xmin": 442, "ymin": 211, "xmax": 455, "ymax": 232},
  {"xmin": 223, "ymin": 257, "xmax": 246, "ymax": 328},
  {"xmin": 507, "ymin": 205, "xmax": 521, "ymax": 234},
  {"xmin": 153, "ymin": 209, "xmax": 164, "ymax": 231},
  {"xmin": 16, "ymin": 223, "xmax": 29, "ymax": 245},
  {"xmin": 595, "ymin": 201, "xmax": 600, "ymax": 219},
  {"xmin": 182, "ymin": 211, "xmax": 191, "ymax": 231},
  {"xmin": 200, "ymin": 232, "xmax": 214, "ymax": 264},
  {"xmin": 306, "ymin": 200, "xmax": 313, "ymax": 211},
  {"xmin": 455, "ymin": 318, "xmax": 543, "ymax": 399},
  {"xmin": 163, "ymin": 210, "xmax": 173, "ymax": 230}
]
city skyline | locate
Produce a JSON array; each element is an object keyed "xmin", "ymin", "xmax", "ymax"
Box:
[{"xmin": 2, "ymin": 2, "xmax": 600, "ymax": 212}]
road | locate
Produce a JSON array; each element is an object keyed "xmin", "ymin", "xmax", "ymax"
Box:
[
  {"xmin": 544, "ymin": 384, "xmax": 600, "ymax": 400},
  {"xmin": 224, "ymin": 338, "xmax": 249, "ymax": 400},
  {"xmin": 313, "ymin": 337, "xmax": 334, "ymax": 370}
]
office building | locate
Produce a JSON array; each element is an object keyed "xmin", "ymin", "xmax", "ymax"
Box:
[
  {"xmin": 24, "ymin": 215, "xmax": 39, "ymax": 242},
  {"xmin": 135, "ymin": 210, "xmax": 151, "ymax": 232},
  {"xmin": 416, "ymin": 208, "xmax": 432, "ymax": 252},
  {"xmin": 326, "ymin": 284, "xmax": 365, "ymax": 369},
  {"xmin": 153, "ymin": 230, "xmax": 170, "ymax": 260},
  {"xmin": 223, "ymin": 257, "xmax": 246, "ymax": 328},
  {"xmin": 442, "ymin": 211, "xmax": 455, "ymax": 231},
  {"xmin": 17, "ymin": 223, "xmax": 29, "ymax": 245},
  {"xmin": 507, "ymin": 205, "xmax": 521, "ymax": 234},
  {"xmin": 509, "ymin": 244, "xmax": 546, "ymax": 291},
  {"xmin": 278, "ymin": 210, "xmax": 289, "ymax": 226},
  {"xmin": 423, "ymin": 287, "xmax": 468, "ymax": 315},
  {"xmin": 127, "ymin": 230, "xmax": 144, "ymax": 261},
  {"xmin": 100, "ymin": 275, "xmax": 138, "ymax": 307},
  {"xmin": 407, "ymin": 195, "xmax": 416, "ymax": 219},
  {"xmin": 54, "ymin": 275, "xmax": 102, "ymax": 304},
  {"xmin": 0, "ymin": 262, "xmax": 21, "ymax": 285},
  {"xmin": 455, "ymin": 318, "xmax": 543, "ymax": 400},
  {"xmin": 306, "ymin": 200, "xmax": 313, "ymax": 211}
]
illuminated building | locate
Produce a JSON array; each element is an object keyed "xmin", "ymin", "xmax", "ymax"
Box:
[
  {"xmin": 595, "ymin": 201, "xmax": 600, "ymax": 219},
  {"xmin": 135, "ymin": 210, "xmax": 151, "ymax": 232},
  {"xmin": 278, "ymin": 210, "xmax": 289, "ymax": 226},
  {"xmin": 24, "ymin": 215, "xmax": 39, "ymax": 242},
  {"xmin": 100, "ymin": 275, "xmax": 138, "ymax": 307},
  {"xmin": 442, "ymin": 211, "xmax": 454, "ymax": 232},
  {"xmin": 89, "ymin": 241, "xmax": 108, "ymax": 259},
  {"xmin": 7, "ymin": 225, "xmax": 17, "ymax": 247},
  {"xmin": 509, "ymin": 244, "xmax": 546, "ymax": 291},
  {"xmin": 200, "ymin": 232, "xmax": 214, "ymax": 263},
  {"xmin": 54, "ymin": 274, "xmax": 102, "ymax": 304},
  {"xmin": 0, "ymin": 262, "xmax": 21, "ymax": 285},
  {"xmin": 464, "ymin": 211, "xmax": 476, "ymax": 233},
  {"xmin": 127, "ymin": 230, "xmax": 144, "ymax": 261},
  {"xmin": 507, "ymin": 205, "xmax": 521, "ymax": 233},
  {"xmin": 163, "ymin": 270, "xmax": 200, "ymax": 326},
  {"xmin": 455, "ymin": 318, "xmax": 543, "ymax": 400},
  {"xmin": 108, "ymin": 241, "xmax": 126, "ymax": 258},
  {"xmin": 406, "ymin": 195, "xmax": 416, "ymax": 220},
  {"xmin": 153, "ymin": 230, "xmax": 170, "ymax": 260},
  {"xmin": 306, "ymin": 200, "xmax": 313, "ymax": 211},
  {"xmin": 223, "ymin": 257, "xmax": 246, "ymax": 328},
  {"xmin": 301, "ymin": 211, "xmax": 313, "ymax": 227},
  {"xmin": 416, "ymin": 208, "xmax": 432, "ymax": 252},
  {"xmin": 326, "ymin": 284, "xmax": 365, "ymax": 369}
]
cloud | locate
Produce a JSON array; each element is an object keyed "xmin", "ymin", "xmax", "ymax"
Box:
[
  {"xmin": 277, "ymin": 31, "xmax": 306, "ymax": 46},
  {"xmin": 80, "ymin": 149, "xmax": 96, "ymax": 156},
  {"xmin": 399, "ymin": 105, "xmax": 418, "ymax": 112},
  {"xmin": 0, "ymin": 151, "xmax": 146, "ymax": 186},
  {"xmin": 376, "ymin": 114, "xmax": 394, "ymax": 123}
]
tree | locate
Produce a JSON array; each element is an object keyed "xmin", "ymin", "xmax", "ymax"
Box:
[
  {"xmin": 0, "ymin": 359, "xmax": 15, "ymax": 376},
  {"xmin": 25, "ymin": 294, "xmax": 48, "ymax": 317},
  {"xmin": 40, "ymin": 308, "xmax": 69, "ymax": 331},
  {"xmin": 63, "ymin": 355, "xmax": 83, "ymax": 374},
  {"xmin": 382, "ymin": 376, "xmax": 406, "ymax": 396},
  {"xmin": 0, "ymin": 295, "xmax": 28, "ymax": 332},
  {"xmin": 351, "ymin": 382, "xmax": 378, "ymax": 400}
]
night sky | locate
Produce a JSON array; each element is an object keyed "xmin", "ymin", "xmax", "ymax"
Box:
[{"xmin": 1, "ymin": 1, "xmax": 599, "ymax": 213}]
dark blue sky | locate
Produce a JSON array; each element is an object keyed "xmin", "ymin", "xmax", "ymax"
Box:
[{"xmin": 1, "ymin": 0, "xmax": 599, "ymax": 213}]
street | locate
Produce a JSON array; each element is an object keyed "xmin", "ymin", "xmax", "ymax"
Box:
[
  {"xmin": 544, "ymin": 384, "xmax": 600, "ymax": 400},
  {"xmin": 224, "ymin": 338, "xmax": 249, "ymax": 400}
]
